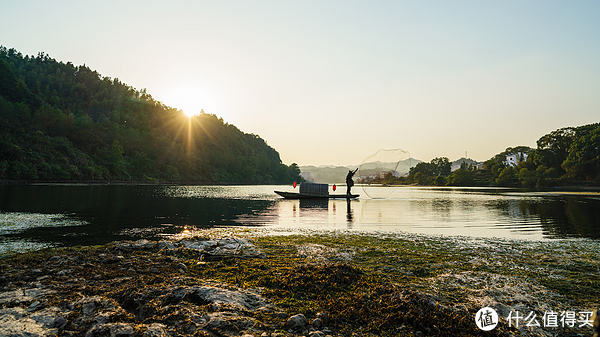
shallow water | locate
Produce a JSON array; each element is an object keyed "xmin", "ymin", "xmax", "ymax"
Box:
[{"xmin": 1, "ymin": 184, "xmax": 599, "ymax": 254}]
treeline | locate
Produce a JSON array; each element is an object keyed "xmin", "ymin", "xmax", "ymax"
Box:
[
  {"xmin": 0, "ymin": 46, "xmax": 303, "ymax": 183},
  {"xmin": 376, "ymin": 124, "xmax": 600, "ymax": 188}
]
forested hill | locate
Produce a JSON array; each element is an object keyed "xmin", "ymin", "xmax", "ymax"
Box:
[{"xmin": 0, "ymin": 46, "xmax": 302, "ymax": 183}]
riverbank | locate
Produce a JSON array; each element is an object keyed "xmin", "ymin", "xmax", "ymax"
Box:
[
  {"xmin": 378, "ymin": 183, "xmax": 600, "ymax": 192},
  {"xmin": 0, "ymin": 179, "xmax": 272, "ymax": 186},
  {"xmin": 1, "ymin": 229, "xmax": 599, "ymax": 336}
]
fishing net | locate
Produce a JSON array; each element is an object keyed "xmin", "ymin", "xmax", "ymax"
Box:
[{"xmin": 358, "ymin": 148, "xmax": 411, "ymax": 199}]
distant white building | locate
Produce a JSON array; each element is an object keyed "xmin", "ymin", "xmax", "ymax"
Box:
[{"xmin": 505, "ymin": 152, "xmax": 528, "ymax": 167}]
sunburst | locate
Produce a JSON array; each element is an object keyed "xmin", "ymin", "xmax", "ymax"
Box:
[{"xmin": 162, "ymin": 83, "xmax": 220, "ymax": 117}]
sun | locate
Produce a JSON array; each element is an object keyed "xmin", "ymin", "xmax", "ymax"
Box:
[{"xmin": 161, "ymin": 83, "xmax": 221, "ymax": 117}]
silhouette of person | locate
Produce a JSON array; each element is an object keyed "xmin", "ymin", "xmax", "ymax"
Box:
[{"xmin": 346, "ymin": 168, "xmax": 358, "ymax": 195}]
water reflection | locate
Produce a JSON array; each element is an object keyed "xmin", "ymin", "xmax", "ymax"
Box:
[
  {"xmin": 346, "ymin": 200, "xmax": 354, "ymax": 226},
  {"xmin": 246, "ymin": 187, "xmax": 600, "ymax": 240},
  {"xmin": 299, "ymin": 199, "xmax": 329, "ymax": 209},
  {"xmin": 526, "ymin": 196, "xmax": 600, "ymax": 239},
  {"xmin": 0, "ymin": 185, "xmax": 599, "ymax": 254},
  {"xmin": 241, "ymin": 198, "xmax": 359, "ymax": 231},
  {"xmin": 0, "ymin": 185, "xmax": 277, "ymax": 250}
]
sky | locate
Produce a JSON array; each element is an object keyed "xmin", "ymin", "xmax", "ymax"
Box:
[{"xmin": 2, "ymin": 1, "xmax": 599, "ymax": 166}]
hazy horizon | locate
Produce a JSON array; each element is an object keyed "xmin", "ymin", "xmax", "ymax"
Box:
[{"xmin": 3, "ymin": 1, "xmax": 599, "ymax": 166}]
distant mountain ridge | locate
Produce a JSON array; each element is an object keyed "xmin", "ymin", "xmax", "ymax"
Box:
[
  {"xmin": 300, "ymin": 158, "xmax": 422, "ymax": 183},
  {"xmin": 300, "ymin": 157, "xmax": 484, "ymax": 183}
]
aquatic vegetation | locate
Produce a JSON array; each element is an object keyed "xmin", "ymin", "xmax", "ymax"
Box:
[
  {"xmin": 0, "ymin": 212, "xmax": 87, "ymax": 256},
  {"xmin": 243, "ymin": 229, "xmax": 600, "ymax": 336},
  {"xmin": 0, "ymin": 237, "xmax": 57, "ymax": 257},
  {"xmin": 1, "ymin": 229, "xmax": 598, "ymax": 336},
  {"xmin": 0, "ymin": 212, "xmax": 87, "ymax": 235}
]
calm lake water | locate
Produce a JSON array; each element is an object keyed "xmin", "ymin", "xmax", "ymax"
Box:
[{"xmin": 1, "ymin": 184, "xmax": 599, "ymax": 254}]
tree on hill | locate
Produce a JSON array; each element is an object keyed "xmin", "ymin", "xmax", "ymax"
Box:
[
  {"xmin": 478, "ymin": 124, "xmax": 600, "ymax": 187},
  {"xmin": 406, "ymin": 157, "xmax": 451, "ymax": 185},
  {"xmin": 561, "ymin": 126, "xmax": 600, "ymax": 181},
  {"xmin": 430, "ymin": 157, "xmax": 451, "ymax": 176},
  {"xmin": 0, "ymin": 46, "xmax": 303, "ymax": 183},
  {"xmin": 446, "ymin": 162, "xmax": 475, "ymax": 186}
]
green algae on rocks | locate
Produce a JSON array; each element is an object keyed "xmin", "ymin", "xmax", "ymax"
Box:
[{"xmin": 1, "ymin": 229, "xmax": 599, "ymax": 336}]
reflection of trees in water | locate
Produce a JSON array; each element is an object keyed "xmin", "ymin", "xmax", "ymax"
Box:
[
  {"xmin": 4, "ymin": 185, "xmax": 600, "ymax": 244},
  {"xmin": 518, "ymin": 197, "xmax": 600, "ymax": 239},
  {"xmin": 0, "ymin": 185, "xmax": 277, "ymax": 246},
  {"xmin": 426, "ymin": 197, "xmax": 453, "ymax": 224},
  {"xmin": 430, "ymin": 194, "xmax": 600, "ymax": 240}
]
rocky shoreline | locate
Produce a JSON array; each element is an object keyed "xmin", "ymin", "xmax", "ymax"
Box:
[
  {"xmin": 0, "ymin": 237, "xmax": 343, "ymax": 337},
  {"xmin": 1, "ymin": 232, "xmax": 599, "ymax": 337}
]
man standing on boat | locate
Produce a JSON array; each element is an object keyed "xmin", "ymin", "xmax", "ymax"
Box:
[{"xmin": 346, "ymin": 168, "xmax": 358, "ymax": 195}]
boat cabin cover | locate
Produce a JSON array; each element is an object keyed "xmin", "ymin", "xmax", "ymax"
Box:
[{"xmin": 299, "ymin": 183, "xmax": 328, "ymax": 196}]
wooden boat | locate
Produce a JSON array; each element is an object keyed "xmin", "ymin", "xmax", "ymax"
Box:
[
  {"xmin": 274, "ymin": 191, "xmax": 359, "ymax": 199},
  {"xmin": 274, "ymin": 182, "xmax": 358, "ymax": 199}
]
